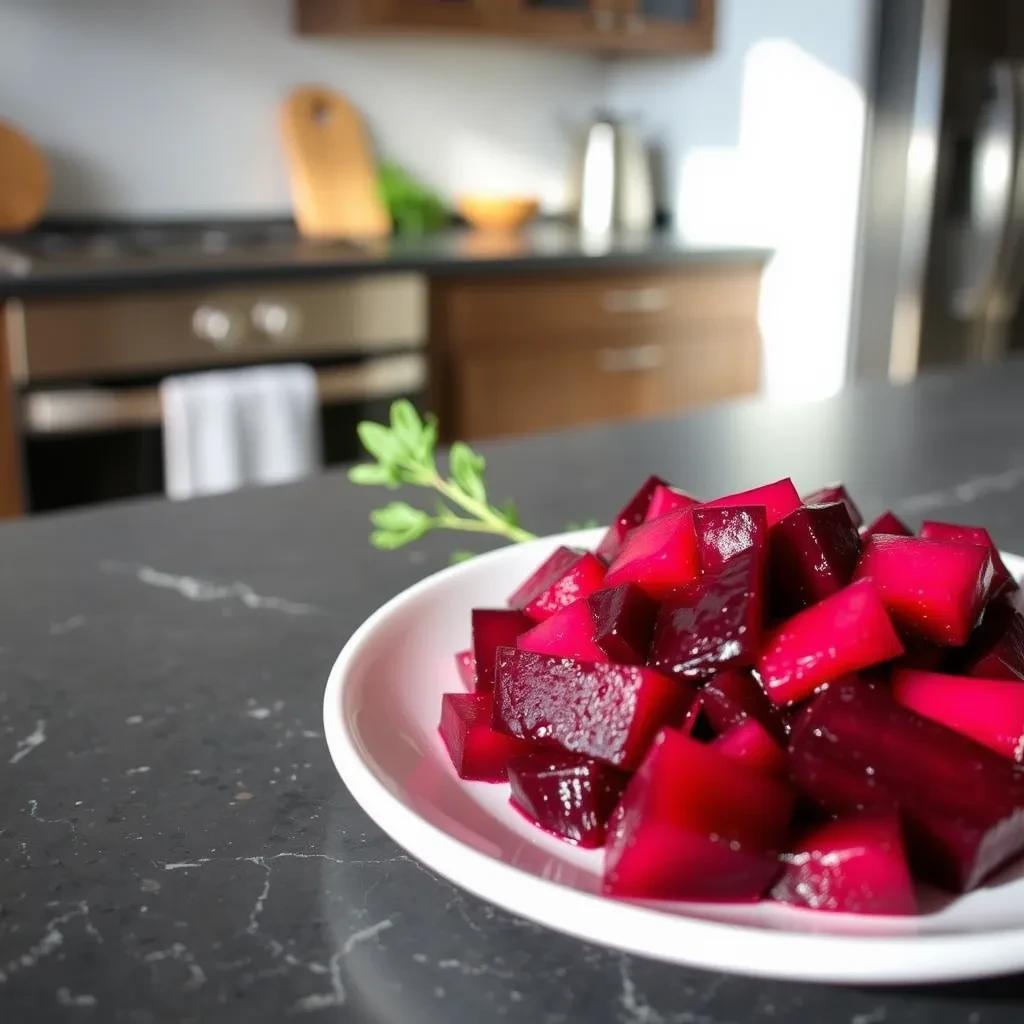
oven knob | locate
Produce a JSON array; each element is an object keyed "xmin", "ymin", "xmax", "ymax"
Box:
[
  {"xmin": 192, "ymin": 305, "xmax": 243, "ymax": 349},
  {"xmin": 251, "ymin": 300, "xmax": 301, "ymax": 343}
]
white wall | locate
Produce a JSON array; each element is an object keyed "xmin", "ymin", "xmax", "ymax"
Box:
[{"xmin": 0, "ymin": 0, "xmax": 604, "ymax": 216}]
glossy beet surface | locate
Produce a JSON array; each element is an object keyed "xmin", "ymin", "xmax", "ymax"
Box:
[
  {"xmin": 789, "ymin": 678, "xmax": 1024, "ymax": 892},
  {"xmin": 493, "ymin": 648, "xmax": 692, "ymax": 770},
  {"xmin": 588, "ymin": 584, "xmax": 658, "ymax": 664},
  {"xmin": 712, "ymin": 719, "xmax": 787, "ymax": 776},
  {"xmin": 596, "ymin": 475, "xmax": 666, "ymax": 562},
  {"xmin": 643, "ymin": 484, "xmax": 701, "ymax": 523},
  {"xmin": 524, "ymin": 552, "xmax": 607, "ymax": 622},
  {"xmin": 961, "ymin": 600, "xmax": 1024, "ymax": 680},
  {"xmin": 508, "ymin": 546, "xmax": 583, "ymax": 611},
  {"xmin": 862, "ymin": 510, "xmax": 912, "ymax": 540},
  {"xmin": 702, "ymin": 478, "xmax": 802, "ymax": 528},
  {"xmin": 801, "ymin": 484, "xmax": 863, "ymax": 528},
  {"xmin": 921, "ymin": 520, "xmax": 1018, "ymax": 600},
  {"xmin": 454, "ymin": 649, "xmax": 476, "ymax": 689},
  {"xmin": 438, "ymin": 693, "xmax": 535, "ymax": 782},
  {"xmin": 892, "ymin": 669, "xmax": 1024, "ymax": 762},
  {"xmin": 508, "ymin": 752, "xmax": 628, "ymax": 847},
  {"xmin": 771, "ymin": 814, "xmax": 916, "ymax": 915},
  {"xmin": 517, "ymin": 598, "xmax": 610, "ymax": 663},
  {"xmin": 700, "ymin": 669, "xmax": 786, "ymax": 742},
  {"xmin": 691, "ymin": 505, "xmax": 766, "ymax": 575},
  {"xmin": 758, "ymin": 581, "xmax": 904, "ymax": 706},
  {"xmin": 472, "ymin": 608, "xmax": 534, "ymax": 691},
  {"xmin": 854, "ymin": 534, "xmax": 993, "ymax": 646},
  {"xmin": 769, "ymin": 502, "xmax": 861, "ymax": 614},
  {"xmin": 648, "ymin": 551, "xmax": 764, "ymax": 681},
  {"xmin": 604, "ymin": 509, "xmax": 700, "ymax": 599},
  {"xmin": 603, "ymin": 729, "xmax": 794, "ymax": 901}
]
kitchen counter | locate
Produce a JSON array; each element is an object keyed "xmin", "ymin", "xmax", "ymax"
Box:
[
  {"xmin": 0, "ymin": 222, "xmax": 770, "ymax": 297},
  {"xmin": 4, "ymin": 361, "xmax": 1024, "ymax": 1022}
]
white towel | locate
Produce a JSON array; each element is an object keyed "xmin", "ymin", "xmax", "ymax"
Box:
[{"xmin": 160, "ymin": 364, "xmax": 322, "ymax": 500}]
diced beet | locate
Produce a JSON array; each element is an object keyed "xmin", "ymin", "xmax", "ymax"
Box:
[
  {"xmin": 691, "ymin": 505, "xmax": 767, "ymax": 575},
  {"xmin": 769, "ymin": 502, "xmax": 861, "ymax": 614},
  {"xmin": 517, "ymin": 598, "xmax": 610, "ymax": 663},
  {"xmin": 893, "ymin": 640, "xmax": 949, "ymax": 673},
  {"xmin": 596, "ymin": 475, "xmax": 666, "ymax": 562},
  {"xmin": 770, "ymin": 814, "xmax": 916, "ymax": 915},
  {"xmin": 862, "ymin": 510, "xmax": 912, "ymax": 540},
  {"xmin": 788, "ymin": 678, "xmax": 1024, "ymax": 892},
  {"xmin": 712, "ymin": 719, "xmax": 787, "ymax": 776},
  {"xmin": 438, "ymin": 693, "xmax": 535, "ymax": 782},
  {"xmin": 853, "ymin": 534, "xmax": 993, "ymax": 646},
  {"xmin": 493, "ymin": 647, "xmax": 693, "ymax": 770},
  {"xmin": 643, "ymin": 483, "xmax": 701, "ymax": 523},
  {"xmin": 508, "ymin": 752, "xmax": 628, "ymax": 848},
  {"xmin": 454, "ymin": 649, "xmax": 476, "ymax": 688},
  {"xmin": 603, "ymin": 729, "xmax": 794, "ymax": 901},
  {"xmin": 604, "ymin": 509, "xmax": 700, "ymax": 599},
  {"xmin": 700, "ymin": 669, "xmax": 786, "ymax": 743},
  {"xmin": 522, "ymin": 551, "xmax": 606, "ymax": 622},
  {"xmin": 892, "ymin": 669, "xmax": 1024, "ymax": 762},
  {"xmin": 508, "ymin": 546, "xmax": 583, "ymax": 611},
  {"xmin": 648, "ymin": 550, "xmax": 764, "ymax": 682},
  {"xmin": 758, "ymin": 581, "xmax": 904, "ymax": 706},
  {"xmin": 921, "ymin": 520, "xmax": 1018, "ymax": 600},
  {"xmin": 588, "ymin": 584, "xmax": 658, "ymax": 664},
  {"xmin": 960, "ymin": 600, "xmax": 1024, "ymax": 680},
  {"xmin": 801, "ymin": 484, "xmax": 864, "ymax": 528},
  {"xmin": 472, "ymin": 609, "xmax": 534, "ymax": 691},
  {"xmin": 679, "ymin": 694, "xmax": 705, "ymax": 735},
  {"xmin": 702, "ymin": 477, "xmax": 802, "ymax": 528}
]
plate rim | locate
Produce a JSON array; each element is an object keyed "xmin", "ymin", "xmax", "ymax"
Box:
[{"xmin": 323, "ymin": 530, "xmax": 1024, "ymax": 984}]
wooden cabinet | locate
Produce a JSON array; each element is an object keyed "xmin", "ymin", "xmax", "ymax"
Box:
[
  {"xmin": 295, "ymin": 0, "xmax": 715, "ymax": 54},
  {"xmin": 430, "ymin": 264, "xmax": 762, "ymax": 441},
  {"xmin": 0, "ymin": 309, "xmax": 24, "ymax": 518}
]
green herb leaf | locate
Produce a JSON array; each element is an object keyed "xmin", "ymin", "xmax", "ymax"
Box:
[
  {"xmin": 499, "ymin": 500, "xmax": 521, "ymax": 528},
  {"xmin": 450, "ymin": 442, "xmax": 487, "ymax": 504},
  {"xmin": 370, "ymin": 501, "xmax": 430, "ymax": 532},
  {"xmin": 348, "ymin": 463, "xmax": 394, "ymax": 486},
  {"xmin": 415, "ymin": 413, "xmax": 439, "ymax": 464},
  {"xmin": 357, "ymin": 422, "xmax": 402, "ymax": 465},
  {"xmin": 389, "ymin": 400, "xmax": 423, "ymax": 454},
  {"xmin": 566, "ymin": 517, "xmax": 601, "ymax": 530},
  {"xmin": 450, "ymin": 550, "xmax": 476, "ymax": 564}
]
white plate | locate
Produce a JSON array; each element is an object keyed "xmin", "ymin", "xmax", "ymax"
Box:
[{"xmin": 323, "ymin": 528, "xmax": 1024, "ymax": 985}]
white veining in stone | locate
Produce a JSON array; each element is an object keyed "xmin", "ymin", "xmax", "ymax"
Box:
[
  {"xmin": 126, "ymin": 766, "xmax": 151, "ymax": 775},
  {"xmin": 897, "ymin": 464, "xmax": 1024, "ymax": 514},
  {"xmin": 0, "ymin": 903, "xmax": 101, "ymax": 986},
  {"xmin": 143, "ymin": 942, "xmax": 206, "ymax": 991},
  {"xmin": 10, "ymin": 719, "xmax": 46, "ymax": 764},
  {"xmin": 851, "ymin": 1010, "xmax": 887, "ymax": 1024},
  {"xmin": 56, "ymin": 987, "xmax": 97, "ymax": 1008},
  {"xmin": 125, "ymin": 715, "xmax": 144, "ymax": 725},
  {"xmin": 342, "ymin": 918, "xmax": 393, "ymax": 955},
  {"xmin": 246, "ymin": 707, "xmax": 272, "ymax": 720},
  {"xmin": 49, "ymin": 615, "xmax": 86, "ymax": 636}
]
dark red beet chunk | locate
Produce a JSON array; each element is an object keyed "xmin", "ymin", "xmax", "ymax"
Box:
[
  {"xmin": 439, "ymin": 693, "xmax": 535, "ymax": 782},
  {"xmin": 493, "ymin": 647, "xmax": 693, "ymax": 770},
  {"xmin": 472, "ymin": 609, "xmax": 534, "ymax": 691},
  {"xmin": 454, "ymin": 649, "xmax": 476, "ymax": 688},
  {"xmin": 596, "ymin": 475, "xmax": 666, "ymax": 562},
  {"xmin": 525, "ymin": 552, "xmax": 607, "ymax": 622},
  {"xmin": 801, "ymin": 483, "xmax": 864, "ymax": 528},
  {"xmin": 862, "ymin": 510, "xmax": 911, "ymax": 540},
  {"xmin": 769, "ymin": 501, "xmax": 861, "ymax": 614},
  {"xmin": 921, "ymin": 520, "xmax": 1018, "ymax": 600},
  {"xmin": 712, "ymin": 719, "xmax": 787, "ymax": 776},
  {"xmin": 960, "ymin": 599, "xmax": 1024, "ymax": 680},
  {"xmin": 643, "ymin": 483, "xmax": 701, "ymax": 523},
  {"xmin": 604, "ymin": 509, "xmax": 700, "ymax": 598},
  {"xmin": 702, "ymin": 477, "xmax": 802, "ymax": 528},
  {"xmin": 648, "ymin": 551, "xmax": 764, "ymax": 681},
  {"xmin": 700, "ymin": 669, "xmax": 786, "ymax": 742},
  {"xmin": 771, "ymin": 813, "xmax": 916, "ymax": 915},
  {"xmin": 788, "ymin": 678, "xmax": 1024, "ymax": 892},
  {"xmin": 508, "ymin": 752, "xmax": 628, "ymax": 847},
  {"xmin": 691, "ymin": 505, "xmax": 766, "ymax": 574},
  {"xmin": 603, "ymin": 729, "xmax": 794, "ymax": 901},
  {"xmin": 508, "ymin": 546, "xmax": 583, "ymax": 611},
  {"xmin": 588, "ymin": 584, "xmax": 658, "ymax": 663}
]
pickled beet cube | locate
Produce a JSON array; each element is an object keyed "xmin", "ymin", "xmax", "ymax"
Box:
[
  {"xmin": 712, "ymin": 719, "xmax": 787, "ymax": 776},
  {"xmin": 508, "ymin": 546, "xmax": 581, "ymax": 610},
  {"xmin": 588, "ymin": 584, "xmax": 658, "ymax": 663},
  {"xmin": 648, "ymin": 550, "xmax": 764, "ymax": 681},
  {"xmin": 700, "ymin": 669, "xmax": 786, "ymax": 742},
  {"xmin": 596, "ymin": 475, "xmax": 666, "ymax": 562},
  {"xmin": 472, "ymin": 609, "xmax": 534, "ymax": 691},
  {"xmin": 643, "ymin": 483, "xmax": 701, "ymax": 523},
  {"xmin": 517, "ymin": 598, "xmax": 610, "ymax": 663},
  {"xmin": 961, "ymin": 600, "xmax": 1024, "ymax": 680},
  {"xmin": 493, "ymin": 647, "xmax": 693, "ymax": 770},
  {"xmin": 454, "ymin": 649, "xmax": 476, "ymax": 688},
  {"xmin": 921, "ymin": 520, "xmax": 1018, "ymax": 600},
  {"xmin": 788, "ymin": 678, "xmax": 1024, "ymax": 891},
  {"xmin": 702, "ymin": 477, "xmax": 802, "ymax": 528},
  {"xmin": 769, "ymin": 501, "xmax": 861, "ymax": 614},
  {"xmin": 862, "ymin": 510, "xmax": 911, "ymax": 540},
  {"xmin": 603, "ymin": 729, "xmax": 794, "ymax": 901},
  {"xmin": 892, "ymin": 669, "xmax": 1024, "ymax": 762},
  {"xmin": 604, "ymin": 509, "xmax": 700, "ymax": 599},
  {"xmin": 853, "ymin": 534, "xmax": 993, "ymax": 646},
  {"xmin": 770, "ymin": 814, "xmax": 916, "ymax": 915},
  {"xmin": 691, "ymin": 505, "xmax": 766, "ymax": 575},
  {"xmin": 439, "ymin": 693, "xmax": 535, "ymax": 782},
  {"xmin": 758, "ymin": 580, "xmax": 904, "ymax": 706},
  {"xmin": 801, "ymin": 483, "xmax": 863, "ymax": 528},
  {"xmin": 508, "ymin": 547, "xmax": 607, "ymax": 622},
  {"xmin": 508, "ymin": 752, "xmax": 628, "ymax": 847}
]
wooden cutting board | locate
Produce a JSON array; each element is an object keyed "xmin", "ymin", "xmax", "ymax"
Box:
[
  {"xmin": 280, "ymin": 86, "xmax": 390, "ymax": 240},
  {"xmin": 0, "ymin": 121, "xmax": 49, "ymax": 233}
]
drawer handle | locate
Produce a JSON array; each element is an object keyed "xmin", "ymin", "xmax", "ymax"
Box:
[
  {"xmin": 602, "ymin": 287, "xmax": 670, "ymax": 315},
  {"xmin": 192, "ymin": 305, "xmax": 244, "ymax": 350},
  {"xmin": 598, "ymin": 344, "xmax": 665, "ymax": 373}
]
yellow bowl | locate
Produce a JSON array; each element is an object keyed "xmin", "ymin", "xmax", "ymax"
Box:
[{"xmin": 457, "ymin": 194, "xmax": 540, "ymax": 232}]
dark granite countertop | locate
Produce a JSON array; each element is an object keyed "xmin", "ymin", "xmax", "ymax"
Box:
[
  {"xmin": 4, "ymin": 361, "xmax": 1024, "ymax": 1022},
  {"xmin": 0, "ymin": 223, "xmax": 770, "ymax": 298}
]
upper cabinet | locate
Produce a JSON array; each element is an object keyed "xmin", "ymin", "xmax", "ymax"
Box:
[{"xmin": 295, "ymin": 0, "xmax": 715, "ymax": 55}]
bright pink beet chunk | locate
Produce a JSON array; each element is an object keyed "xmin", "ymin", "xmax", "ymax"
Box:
[
  {"xmin": 648, "ymin": 550, "xmax": 764, "ymax": 681},
  {"xmin": 596, "ymin": 475, "xmax": 666, "ymax": 562},
  {"xmin": 700, "ymin": 669, "xmax": 786, "ymax": 742},
  {"xmin": 454, "ymin": 649, "xmax": 476, "ymax": 688},
  {"xmin": 472, "ymin": 609, "xmax": 534, "ymax": 691},
  {"xmin": 517, "ymin": 598, "xmax": 610, "ymax": 663},
  {"xmin": 862, "ymin": 510, "xmax": 911, "ymax": 540},
  {"xmin": 758, "ymin": 580, "xmax": 904, "ymax": 706},
  {"xmin": 771, "ymin": 814, "xmax": 916, "ymax": 915},
  {"xmin": 439, "ymin": 693, "xmax": 535, "ymax": 782},
  {"xmin": 769, "ymin": 501, "xmax": 861, "ymax": 614},
  {"xmin": 691, "ymin": 505, "xmax": 766, "ymax": 574},
  {"xmin": 603, "ymin": 729, "xmax": 794, "ymax": 901},
  {"xmin": 712, "ymin": 719, "xmax": 787, "ymax": 776},
  {"xmin": 643, "ymin": 483, "xmax": 701, "ymax": 523},
  {"xmin": 493, "ymin": 647, "xmax": 693, "ymax": 770},
  {"xmin": 920, "ymin": 520, "xmax": 1018, "ymax": 599},
  {"xmin": 508, "ymin": 752, "xmax": 628, "ymax": 847},
  {"xmin": 961, "ymin": 600, "xmax": 1024, "ymax": 680},
  {"xmin": 588, "ymin": 584, "xmax": 658, "ymax": 663},
  {"xmin": 892, "ymin": 669, "xmax": 1024, "ymax": 762},
  {"xmin": 853, "ymin": 534, "xmax": 993, "ymax": 646},
  {"xmin": 524, "ymin": 552, "xmax": 606, "ymax": 621},
  {"xmin": 604, "ymin": 509, "xmax": 700, "ymax": 599},
  {"xmin": 508, "ymin": 546, "xmax": 582, "ymax": 611},
  {"xmin": 801, "ymin": 484, "xmax": 864, "ymax": 528},
  {"xmin": 702, "ymin": 477, "xmax": 802, "ymax": 528},
  {"xmin": 788, "ymin": 678, "xmax": 1024, "ymax": 892}
]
